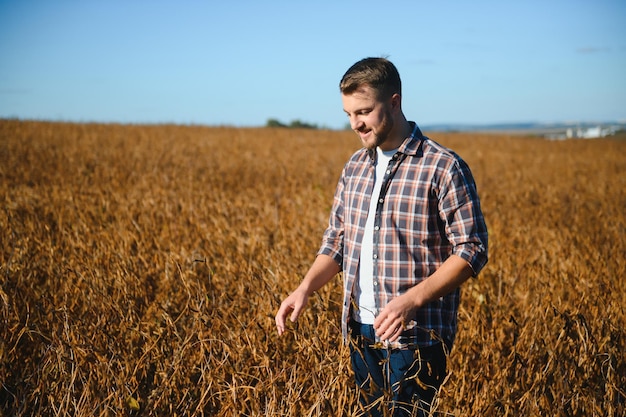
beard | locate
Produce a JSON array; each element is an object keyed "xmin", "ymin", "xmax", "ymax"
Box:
[{"xmin": 363, "ymin": 109, "xmax": 394, "ymax": 150}]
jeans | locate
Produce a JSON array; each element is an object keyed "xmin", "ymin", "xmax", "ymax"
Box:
[{"xmin": 349, "ymin": 321, "xmax": 449, "ymax": 417}]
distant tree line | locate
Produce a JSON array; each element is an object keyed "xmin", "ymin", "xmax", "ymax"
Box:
[{"xmin": 266, "ymin": 118, "xmax": 319, "ymax": 129}]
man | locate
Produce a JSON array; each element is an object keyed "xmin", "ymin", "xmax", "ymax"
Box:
[{"xmin": 275, "ymin": 57, "xmax": 488, "ymax": 416}]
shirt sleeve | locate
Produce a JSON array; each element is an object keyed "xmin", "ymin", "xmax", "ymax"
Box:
[
  {"xmin": 317, "ymin": 165, "xmax": 346, "ymax": 267},
  {"xmin": 437, "ymin": 156, "xmax": 489, "ymax": 276}
]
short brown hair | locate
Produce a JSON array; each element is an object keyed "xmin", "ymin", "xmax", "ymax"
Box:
[{"xmin": 339, "ymin": 57, "xmax": 402, "ymax": 100}]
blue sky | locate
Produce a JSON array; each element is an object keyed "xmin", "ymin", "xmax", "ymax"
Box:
[{"xmin": 1, "ymin": 0, "xmax": 624, "ymax": 128}]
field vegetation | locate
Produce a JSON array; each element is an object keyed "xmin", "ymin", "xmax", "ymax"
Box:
[{"xmin": 1, "ymin": 120, "xmax": 624, "ymax": 416}]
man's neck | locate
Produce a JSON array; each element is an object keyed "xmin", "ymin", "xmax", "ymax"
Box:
[{"xmin": 380, "ymin": 118, "xmax": 412, "ymax": 151}]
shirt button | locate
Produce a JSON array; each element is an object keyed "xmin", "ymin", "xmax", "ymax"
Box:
[
  {"xmin": 373, "ymin": 254, "xmax": 378, "ymax": 259},
  {"xmin": 373, "ymin": 281, "xmax": 378, "ymax": 286},
  {"xmin": 379, "ymin": 198, "xmax": 384, "ymax": 203},
  {"xmin": 374, "ymin": 225, "xmax": 379, "ymax": 230}
]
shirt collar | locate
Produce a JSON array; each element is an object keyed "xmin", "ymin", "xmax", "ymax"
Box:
[{"xmin": 397, "ymin": 121, "xmax": 425, "ymax": 157}]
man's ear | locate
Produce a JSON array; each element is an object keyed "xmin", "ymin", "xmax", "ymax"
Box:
[{"xmin": 390, "ymin": 93, "xmax": 401, "ymax": 110}]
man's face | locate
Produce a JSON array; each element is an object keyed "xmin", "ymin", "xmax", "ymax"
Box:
[{"xmin": 342, "ymin": 85, "xmax": 394, "ymax": 151}]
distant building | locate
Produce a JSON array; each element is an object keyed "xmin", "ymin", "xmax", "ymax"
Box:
[{"xmin": 565, "ymin": 125, "xmax": 618, "ymax": 139}]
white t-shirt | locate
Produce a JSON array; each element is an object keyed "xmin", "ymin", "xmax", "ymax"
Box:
[{"xmin": 353, "ymin": 146, "xmax": 397, "ymax": 324}]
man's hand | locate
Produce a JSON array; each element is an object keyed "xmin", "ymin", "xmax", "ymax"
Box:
[
  {"xmin": 373, "ymin": 292, "xmax": 417, "ymax": 342},
  {"xmin": 374, "ymin": 255, "xmax": 474, "ymax": 342},
  {"xmin": 275, "ymin": 289, "xmax": 310, "ymax": 336},
  {"xmin": 275, "ymin": 254, "xmax": 340, "ymax": 336}
]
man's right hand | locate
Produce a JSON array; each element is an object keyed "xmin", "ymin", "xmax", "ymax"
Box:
[
  {"xmin": 275, "ymin": 289, "xmax": 310, "ymax": 336},
  {"xmin": 274, "ymin": 254, "xmax": 340, "ymax": 336}
]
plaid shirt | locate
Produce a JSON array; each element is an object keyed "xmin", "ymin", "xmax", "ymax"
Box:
[{"xmin": 318, "ymin": 123, "xmax": 488, "ymax": 348}]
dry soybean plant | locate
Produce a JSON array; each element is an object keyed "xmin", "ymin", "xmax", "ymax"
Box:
[{"xmin": 0, "ymin": 120, "xmax": 624, "ymax": 416}]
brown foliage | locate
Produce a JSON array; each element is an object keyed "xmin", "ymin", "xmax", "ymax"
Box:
[{"xmin": 1, "ymin": 120, "xmax": 624, "ymax": 416}]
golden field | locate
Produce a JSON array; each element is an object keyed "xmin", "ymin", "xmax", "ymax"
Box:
[{"xmin": 0, "ymin": 120, "xmax": 624, "ymax": 416}]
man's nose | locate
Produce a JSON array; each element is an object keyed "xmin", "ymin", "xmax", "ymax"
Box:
[{"xmin": 350, "ymin": 117, "xmax": 363, "ymax": 131}]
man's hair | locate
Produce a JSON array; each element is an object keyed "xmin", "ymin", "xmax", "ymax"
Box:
[{"xmin": 339, "ymin": 57, "xmax": 402, "ymax": 100}]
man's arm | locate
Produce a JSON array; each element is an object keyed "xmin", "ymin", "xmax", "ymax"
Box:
[
  {"xmin": 373, "ymin": 254, "xmax": 473, "ymax": 342},
  {"xmin": 275, "ymin": 254, "xmax": 341, "ymax": 336}
]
